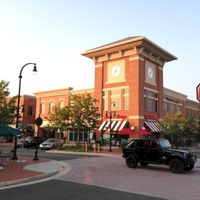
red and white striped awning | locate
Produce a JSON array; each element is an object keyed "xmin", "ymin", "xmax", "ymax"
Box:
[
  {"xmin": 144, "ymin": 120, "xmax": 164, "ymax": 133},
  {"xmin": 98, "ymin": 120, "xmax": 128, "ymax": 132}
]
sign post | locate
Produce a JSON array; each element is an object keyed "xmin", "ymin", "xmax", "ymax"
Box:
[{"xmin": 33, "ymin": 116, "xmax": 43, "ymax": 161}]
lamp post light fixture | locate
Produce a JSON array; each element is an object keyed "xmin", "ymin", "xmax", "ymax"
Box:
[
  {"xmin": 12, "ymin": 63, "xmax": 37, "ymax": 160},
  {"xmin": 106, "ymin": 102, "xmax": 116, "ymax": 152}
]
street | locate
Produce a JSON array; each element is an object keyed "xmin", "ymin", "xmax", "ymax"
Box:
[
  {"xmin": 0, "ymin": 179, "xmax": 166, "ymax": 200},
  {"xmin": 0, "ymin": 147, "xmax": 200, "ymax": 200}
]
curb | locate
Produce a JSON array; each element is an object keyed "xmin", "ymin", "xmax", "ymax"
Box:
[
  {"xmin": 0, "ymin": 160, "xmax": 67, "ymax": 188},
  {"xmin": 47, "ymin": 149, "xmax": 123, "ymax": 157}
]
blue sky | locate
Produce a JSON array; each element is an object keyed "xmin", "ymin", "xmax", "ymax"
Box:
[{"xmin": 0, "ymin": 0, "xmax": 200, "ymax": 101}]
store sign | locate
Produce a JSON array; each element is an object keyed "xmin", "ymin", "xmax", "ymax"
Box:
[
  {"xmin": 196, "ymin": 84, "xmax": 200, "ymax": 102},
  {"xmin": 145, "ymin": 114, "xmax": 158, "ymax": 120}
]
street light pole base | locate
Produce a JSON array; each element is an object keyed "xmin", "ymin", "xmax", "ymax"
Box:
[
  {"xmin": 33, "ymin": 156, "xmax": 39, "ymax": 161},
  {"xmin": 11, "ymin": 154, "xmax": 18, "ymax": 160},
  {"xmin": 33, "ymin": 150, "xmax": 39, "ymax": 161}
]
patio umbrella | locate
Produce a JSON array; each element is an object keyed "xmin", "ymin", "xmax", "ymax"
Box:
[
  {"xmin": 119, "ymin": 128, "xmax": 134, "ymax": 135},
  {"xmin": 0, "ymin": 125, "xmax": 23, "ymax": 137},
  {"xmin": 135, "ymin": 129, "xmax": 152, "ymax": 135}
]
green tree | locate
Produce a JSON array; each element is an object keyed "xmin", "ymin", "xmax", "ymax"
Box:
[
  {"xmin": 45, "ymin": 92, "xmax": 101, "ymax": 140},
  {"xmin": 44, "ymin": 106, "xmax": 66, "ymax": 132},
  {"xmin": 0, "ymin": 80, "xmax": 16, "ymax": 125},
  {"xmin": 67, "ymin": 93, "xmax": 100, "ymax": 127},
  {"xmin": 161, "ymin": 111, "xmax": 199, "ymax": 148}
]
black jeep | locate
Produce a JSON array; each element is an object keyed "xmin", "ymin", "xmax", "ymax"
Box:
[{"xmin": 122, "ymin": 138, "xmax": 197, "ymax": 174}]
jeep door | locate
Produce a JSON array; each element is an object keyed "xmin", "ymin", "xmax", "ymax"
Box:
[
  {"xmin": 147, "ymin": 140, "xmax": 160, "ymax": 161},
  {"xmin": 136, "ymin": 140, "xmax": 148, "ymax": 160}
]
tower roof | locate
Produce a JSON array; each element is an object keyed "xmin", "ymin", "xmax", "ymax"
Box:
[{"xmin": 81, "ymin": 36, "xmax": 177, "ymax": 62}]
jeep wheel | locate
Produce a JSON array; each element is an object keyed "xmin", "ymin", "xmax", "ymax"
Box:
[
  {"xmin": 140, "ymin": 162, "xmax": 149, "ymax": 166},
  {"xmin": 185, "ymin": 164, "xmax": 194, "ymax": 171},
  {"xmin": 169, "ymin": 159, "xmax": 184, "ymax": 174},
  {"xmin": 126, "ymin": 155, "xmax": 138, "ymax": 168}
]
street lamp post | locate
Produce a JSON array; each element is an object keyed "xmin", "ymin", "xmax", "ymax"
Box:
[
  {"xmin": 106, "ymin": 102, "xmax": 116, "ymax": 152},
  {"xmin": 12, "ymin": 63, "xmax": 37, "ymax": 160}
]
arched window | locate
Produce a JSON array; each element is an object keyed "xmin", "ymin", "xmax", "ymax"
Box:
[{"xmin": 49, "ymin": 100, "xmax": 55, "ymax": 113}]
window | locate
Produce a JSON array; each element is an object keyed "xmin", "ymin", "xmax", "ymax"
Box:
[
  {"xmin": 59, "ymin": 101, "xmax": 64, "ymax": 109},
  {"xmin": 40, "ymin": 102, "xmax": 45, "ymax": 114},
  {"xmin": 137, "ymin": 140, "xmax": 145, "ymax": 148},
  {"xmin": 49, "ymin": 101, "xmax": 55, "ymax": 113},
  {"xmin": 103, "ymin": 88, "xmax": 128, "ymax": 111},
  {"xmin": 111, "ymin": 89, "xmax": 121, "ymax": 110},
  {"xmin": 124, "ymin": 88, "xmax": 129, "ymax": 94},
  {"xmin": 170, "ymin": 104, "xmax": 175, "ymax": 115},
  {"xmin": 124, "ymin": 96, "xmax": 129, "ymax": 110},
  {"xmin": 163, "ymin": 102, "xmax": 168, "ymax": 114},
  {"xmin": 177, "ymin": 105, "xmax": 182, "ymax": 112},
  {"xmin": 111, "ymin": 89, "xmax": 120, "ymax": 95},
  {"xmin": 123, "ymin": 88, "xmax": 129, "ymax": 110},
  {"xmin": 111, "ymin": 98, "xmax": 120, "ymax": 110},
  {"xmin": 147, "ymin": 98, "xmax": 154, "ymax": 112},
  {"xmin": 68, "ymin": 131, "xmax": 88, "ymax": 142},
  {"xmin": 27, "ymin": 106, "xmax": 33, "ymax": 116},
  {"xmin": 144, "ymin": 89, "xmax": 158, "ymax": 113}
]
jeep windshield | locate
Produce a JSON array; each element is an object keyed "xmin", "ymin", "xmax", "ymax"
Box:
[{"xmin": 159, "ymin": 140, "xmax": 172, "ymax": 149}]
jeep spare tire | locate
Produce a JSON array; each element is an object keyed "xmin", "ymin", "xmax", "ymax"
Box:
[
  {"xmin": 169, "ymin": 158, "xmax": 184, "ymax": 174},
  {"xmin": 126, "ymin": 155, "xmax": 138, "ymax": 168}
]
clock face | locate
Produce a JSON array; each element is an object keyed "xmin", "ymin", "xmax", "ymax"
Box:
[
  {"xmin": 111, "ymin": 65, "xmax": 121, "ymax": 77},
  {"xmin": 147, "ymin": 67, "xmax": 154, "ymax": 79}
]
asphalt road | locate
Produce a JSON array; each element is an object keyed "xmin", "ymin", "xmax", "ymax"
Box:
[{"xmin": 0, "ymin": 179, "xmax": 167, "ymax": 200}]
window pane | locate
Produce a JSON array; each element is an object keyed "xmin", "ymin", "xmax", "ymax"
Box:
[
  {"xmin": 28, "ymin": 106, "xmax": 33, "ymax": 116},
  {"xmin": 177, "ymin": 105, "xmax": 182, "ymax": 112},
  {"xmin": 170, "ymin": 104, "xmax": 175, "ymax": 115},
  {"xmin": 147, "ymin": 91, "xmax": 153, "ymax": 97},
  {"xmin": 124, "ymin": 96, "xmax": 129, "ymax": 110},
  {"xmin": 163, "ymin": 102, "xmax": 168, "ymax": 113},
  {"xmin": 148, "ymin": 99, "xmax": 153, "ymax": 112}
]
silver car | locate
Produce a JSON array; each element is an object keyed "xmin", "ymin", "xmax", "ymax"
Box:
[{"xmin": 39, "ymin": 138, "xmax": 63, "ymax": 150}]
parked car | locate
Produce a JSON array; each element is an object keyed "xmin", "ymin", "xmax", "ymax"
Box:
[
  {"xmin": 24, "ymin": 136, "xmax": 44, "ymax": 148},
  {"xmin": 17, "ymin": 138, "xmax": 25, "ymax": 148},
  {"xmin": 39, "ymin": 138, "xmax": 63, "ymax": 150},
  {"xmin": 122, "ymin": 138, "xmax": 197, "ymax": 174}
]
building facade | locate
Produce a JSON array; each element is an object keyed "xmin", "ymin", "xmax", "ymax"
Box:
[{"xmin": 9, "ymin": 36, "xmax": 200, "ymax": 144}]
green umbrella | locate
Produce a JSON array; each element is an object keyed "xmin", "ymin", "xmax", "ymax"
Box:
[{"xmin": 0, "ymin": 125, "xmax": 23, "ymax": 137}]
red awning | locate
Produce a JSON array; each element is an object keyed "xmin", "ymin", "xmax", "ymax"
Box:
[
  {"xmin": 119, "ymin": 128, "xmax": 134, "ymax": 134},
  {"xmin": 135, "ymin": 129, "xmax": 152, "ymax": 135}
]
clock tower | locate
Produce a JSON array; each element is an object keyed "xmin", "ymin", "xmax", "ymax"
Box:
[{"xmin": 81, "ymin": 36, "xmax": 177, "ymax": 132}]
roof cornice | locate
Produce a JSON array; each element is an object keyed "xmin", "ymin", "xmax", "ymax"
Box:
[{"xmin": 81, "ymin": 36, "xmax": 177, "ymax": 62}]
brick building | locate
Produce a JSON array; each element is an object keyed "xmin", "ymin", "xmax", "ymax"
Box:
[{"xmin": 9, "ymin": 36, "xmax": 200, "ymax": 144}]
